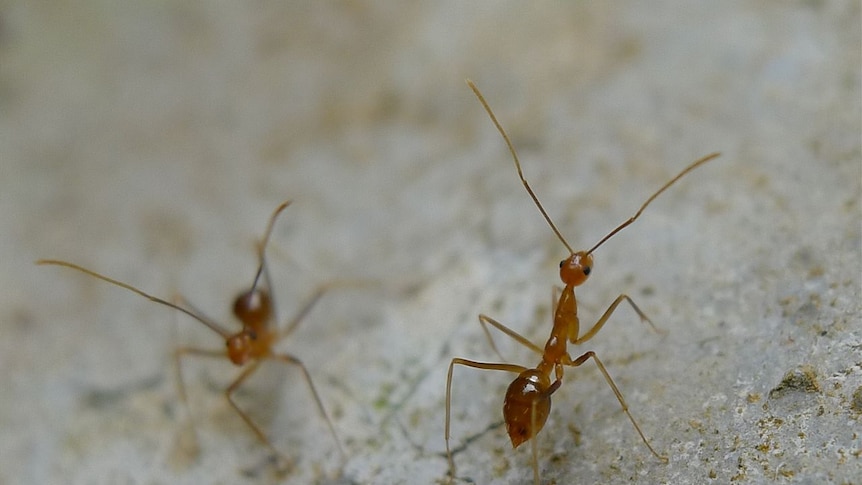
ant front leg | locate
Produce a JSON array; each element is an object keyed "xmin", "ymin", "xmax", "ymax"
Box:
[
  {"xmin": 266, "ymin": 352, "xmax": 345, "ymax": 464},
  {"xmin": 172, "ymin": 346, "xmax": 232, "ymax": 463},
  {"xmin": 445, "ymin": 358, "xmax": 528, "ymax": 481},
  {"xmin": 176, "ymin": 347, "xmax": 297, "ymax": 472},
  {"xmin": 573, "ymin": 294, "xmax": 664, "ymax": 345},
  {"xmin": 278, "ymin": 285, "xmax": 329, "ymax": 340},
  {"xmin": 221, "ymin": 360, "xmax": 297, "ymax": 472},
  {"xmin": 564, "ymin": 350, "xmax": 668, "ymax": 462}
]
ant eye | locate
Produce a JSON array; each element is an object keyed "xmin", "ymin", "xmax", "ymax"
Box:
[
  {"xmin": 583, "ymin": 267, "xmax": 591, "ymax": 275},
  {"xmin": 559, "ymin": 260, "xmax": 565, "ymax": 268}
]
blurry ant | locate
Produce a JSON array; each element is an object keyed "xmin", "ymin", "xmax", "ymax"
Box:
[
  {"xmin": 445, "ymin": 80, "xmax": 720, "ymax": 484},
  {"xmin": 38, "ymin": 200, "xmax": 348, "ymax": 472}
]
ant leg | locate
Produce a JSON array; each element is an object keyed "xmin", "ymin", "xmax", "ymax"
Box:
[
  {"xmin": 223, "ymin": 361, "xmax": 295, "ymax": 470},
  {"xmin": 478, "ymin": 314, "xmax": 544, "ymax": 362},
  {"xmin": 267, "ymin": 352, "xmax": 345, "ymax": 462},
  {"xmin": 279, "ymin": 280, "xmax": 375, "ymax": 339},
  {"xmin": 174, "ymin": 346, "xmax": 226, "ymax": 409},
  {"xmin": 279, "ymin": 285, "xmax": 329, "ymax": 339},
  {"xmin": 565, "ymin": 351, "xmax": 668, "ymax": 462},
  {"xmin": 446, "ymin": 358, "xmax": 528, "ymax": 480},
  {"xmin": 573, "ymin": 294, "xmax": 663, "ymax": 345},
  {"xmin": 173, "ymin": 346, "xmax": 225, "ymax": 458},
  {"xmin": 530, "ymin": 398, "xmax": 539, "ymax": 485},
  {"xmin": 179, "ymin": 356, "xmax": 295, "ymax": 471},
  {"xmin": 529, "ymin": 379, "xmax": 562, "ymax": 485}
]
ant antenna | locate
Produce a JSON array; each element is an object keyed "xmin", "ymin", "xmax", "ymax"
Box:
[
  {"xmin": 467, "ymin": 79, "xmax": 719, "ymax": 258},
  {"xmin": 586, "ymin": 152, "xmax": 720, "ymax": 255},
  {"xmin": 248, "ymin": 200, "xmax": 292, "ymax": 292},
  {"xmin": 34, "ymin": 259, "xmax": 233, "ymax": 339},
  {"xmin": 467, "ymin": 79, "xmax": 574, "ymax": 255}
]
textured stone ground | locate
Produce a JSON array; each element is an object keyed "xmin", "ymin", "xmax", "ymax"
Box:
[{"xmin": 1, "ymin": 2, "xmax": 859, "ymax": 484}]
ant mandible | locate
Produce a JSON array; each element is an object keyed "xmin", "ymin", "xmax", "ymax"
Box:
[
  {"xmin": 38, "ymin": 200, "xmax": 347, "ymax": 472},
  {"xmin": 445, "ymin": 80, "xmax": 720, "ymax": 484}
]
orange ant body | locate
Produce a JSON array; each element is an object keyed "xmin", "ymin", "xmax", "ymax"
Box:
[
  {"xmin": 38, "ymin": 201, "xmax": 345, "ymax": 472},
  {"xmin": 445, "ymin": 80, "xmax": 720, "ymax": 484}
]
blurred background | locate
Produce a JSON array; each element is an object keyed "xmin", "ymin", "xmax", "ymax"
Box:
[{"xmin": 1, "ymin": 2, "xmax": 859, "ymax": 484}]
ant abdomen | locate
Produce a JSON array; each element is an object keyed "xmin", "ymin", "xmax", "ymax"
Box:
[{"xmin": 503, "ymin": 370, "xmax": 555, "ymax": 448}]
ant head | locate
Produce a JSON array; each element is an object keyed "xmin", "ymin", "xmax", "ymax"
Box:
[
  {"xmin": 559, "ymin": 251, "xmax": 593, "ymax": 287},
  {"xmin": 233, "ymin": 288, "xmax": 272, "ymax": 329},
  {"xmin": 226, "ymin": 329, "xmax": 257, "ymax": 365}
]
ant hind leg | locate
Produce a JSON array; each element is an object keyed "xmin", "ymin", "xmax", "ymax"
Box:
[
  {"xmin": 267, "ymin": 352, "xmax": 345, "ymax": 464},
  {"xmin": 445, "ymin": 358, "xmax": 528, "ymax": 480},
  {"xmin": 565, "ymin": 351, "xmax": 667, "ymax": 462}
]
